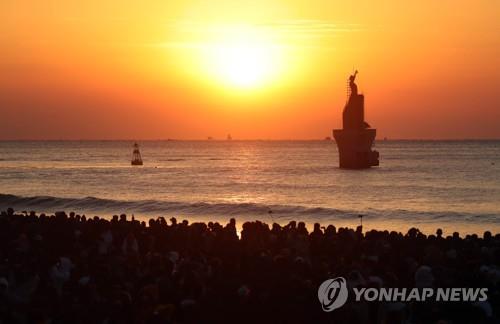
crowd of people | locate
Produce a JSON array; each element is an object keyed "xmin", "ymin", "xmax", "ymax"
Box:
[{"xmin": 0, "ymin": 207, "xmax": 498, "ymax": 323}]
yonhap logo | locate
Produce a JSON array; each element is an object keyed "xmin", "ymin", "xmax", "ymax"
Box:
[
  {"xmin": 317, "ymin": 277, "xmax": 348, "ymax": 312},
  {"xmin": 318, "ymin": 276, "xmax": 489, "ymax": 312}
]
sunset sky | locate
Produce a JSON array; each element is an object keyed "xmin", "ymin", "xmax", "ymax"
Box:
[{"xmin": 1, "ymin": 0, "xmax": 499, "ymax": 140}]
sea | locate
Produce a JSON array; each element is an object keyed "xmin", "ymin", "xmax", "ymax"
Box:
[{"xmin": 1, "ymin": 140, "xmax": 499, "ymax": 235}]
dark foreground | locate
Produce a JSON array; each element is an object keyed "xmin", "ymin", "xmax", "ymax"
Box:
[{"xmin": 0, "ymin": 209, "xmax": 499, "ymax": 324}]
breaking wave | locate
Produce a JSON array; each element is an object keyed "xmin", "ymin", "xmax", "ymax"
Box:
[{"xmin": 0, "ymin": 194, "xmax": 498, "ymax": 225}]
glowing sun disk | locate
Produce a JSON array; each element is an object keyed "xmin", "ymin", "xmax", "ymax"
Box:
[{"xmin": 202, "ymin": 27, "xmax": 283, "ymax": 89}]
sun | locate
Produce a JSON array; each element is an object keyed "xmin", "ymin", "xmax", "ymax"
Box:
[
  {"xmin": 202, "ymin": 26, "xmax": 283, "ymax": 89},
  {"xmin": 213, "ymin": 42, "xmax": 273, "ymax": 87}
]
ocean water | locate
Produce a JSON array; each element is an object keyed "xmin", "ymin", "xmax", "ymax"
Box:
[{"xmin": 0, "ymin": 140, "xmax": 499, "ymax": 235}]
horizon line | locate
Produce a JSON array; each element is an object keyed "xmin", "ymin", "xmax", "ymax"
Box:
[{"xmin": 1, "ymin": 138, "xmax": 500, "ymax": 142}]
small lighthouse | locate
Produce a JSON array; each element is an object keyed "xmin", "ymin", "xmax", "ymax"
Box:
[
  {"xmin": 131, "ymin": 143, "xmax": 143, "ymax": 166},
  {"xmin": 333, "ymin": 71, "xmax": 379, "ymax": 168}
]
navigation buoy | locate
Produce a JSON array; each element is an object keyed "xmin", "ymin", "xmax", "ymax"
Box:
[{"xmin": 131, "ymin": 143, "xmax": 143, "ymax": 166}]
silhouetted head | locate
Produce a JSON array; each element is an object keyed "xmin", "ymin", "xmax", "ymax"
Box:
[
  {"xmin": 325, "ymin": 225, "xmax": 336, "ymax": 235},
  {"xmin": 407, "ymin": 228, "xmax": 419, "ymax": 238}
]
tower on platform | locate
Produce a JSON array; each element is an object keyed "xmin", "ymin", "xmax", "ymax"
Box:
[{"xmin": 333, "ymin": 71, "xmax": 379, "ymax": 169}]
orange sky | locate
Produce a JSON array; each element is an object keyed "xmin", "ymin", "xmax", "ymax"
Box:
[{"xmin": 1, "ymin": 0, "xmax": 499, "ymax": 140}]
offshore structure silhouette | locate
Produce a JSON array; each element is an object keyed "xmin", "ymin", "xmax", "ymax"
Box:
[{"xmin": 333, "ymin": 71, "xmax": 379, "ymax": 168}]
